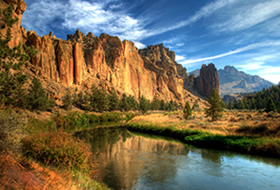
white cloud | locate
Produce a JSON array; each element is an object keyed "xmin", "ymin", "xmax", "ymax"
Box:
[
  {"xmin": 133, "ymin": 41, "xmax": 146, "ymax": 49},
  {"xmin": 142, "ymin": 0, "xmax": 238, "ymax": 38},
  {"xmin": 175, "ymin": 55, "xmax": 186, "ymax": 61},
  {"xmin": 260, "ymin": 74, "xmax": 280, "ymax": 84},
  {"xmin": 22, "ymin": 0, "xmax": 238, "ymax": 41},
  {"xmin": 176, "ymin": 43, "xmax": 185, "ymax": 47},
  {"xmin": 213, "ymin": 0, "xmax": 280, "ymax": 32},
  {"xmin": 180, "ymin": 40, "xmax": 280, "ymax": 64}
]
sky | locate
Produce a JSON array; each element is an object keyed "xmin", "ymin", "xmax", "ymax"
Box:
[{"xmin": 21, "ymin": 0, "xmax": 280, "ymax": 84}]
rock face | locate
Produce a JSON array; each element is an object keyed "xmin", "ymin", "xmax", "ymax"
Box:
[
  {"xmin": 194, "ymin": 64, "xmax": 220, "ymax": 97},
  {"xmin": 139, "ymin": 44, "xmax": 184, "ymax": 100},
  {"xmin": 25, "ymin": 29, "xmax": 188, "ymax": 102},
  {"xmin": 0, "ymin": 0, "xmax": 27, "ymax": 47},
  {"xmin": 218, "ymin": 66, "xmax": 274, "ymax": 96},
  {"xmin": 1, "ymin": 0, "xmax": 218, "ymax": 104}
]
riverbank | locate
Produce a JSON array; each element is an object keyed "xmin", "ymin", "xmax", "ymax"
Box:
[
  {"xmin": 1, "ymin": 108, "xmax": 132, "ymax": 190},
  {"xmin": 125, "ymin": 111, "xmax": 280, "ymax": 158}
]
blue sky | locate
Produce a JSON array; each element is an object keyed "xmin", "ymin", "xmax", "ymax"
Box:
[{"xmin": 21, "ymin": 0, "xmax": 280, "ymax": 84}]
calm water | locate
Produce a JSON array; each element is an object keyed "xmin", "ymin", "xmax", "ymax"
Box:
[{"xmin": 75, "ymin": 127, "xmax": 280, "ymax": 190}]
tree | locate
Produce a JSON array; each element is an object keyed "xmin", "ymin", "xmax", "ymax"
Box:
[
  {"xmin": 127, "ymin": 95, "xmax": 139, "ymax": 110},
  {"xmin": 151, "ymin": 98, "xmax": 161, "ymax": 110},
  {"xmin": 139, "ymin": 95, "xmax": 150, "ymax": 113},
  {"xmin": 205, "ymin": 89, "xmax": 224, "ymax": 122},
  {"xmin": 265, "ymin": 98, "xmax": 276, "ymax": 113},
  {"xmin": 108, "ymin": 89, "xmax": 120, "ymax": 111},
  {"xmin": 27, "ymin": 78, "xmax": 53, "ymax": 111},
  {"xmin": 183, "ymin": 101, "xmax": 192, "ymax": 120},
  {"xmin": 89, "ymin": 85, "xmax": 109, "ymax": 112},
  {"xmin": 0, "ymin": 5, "xmax": 37, "ymax": 107},
  {"xmin": 62, "ymin": 88, "xmax": 72, "ymax": 110},
  {"xmin": 120, "ymin": 93, "xmax": 130, "ymax": 111}
]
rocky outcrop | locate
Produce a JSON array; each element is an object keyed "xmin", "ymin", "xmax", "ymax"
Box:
[
  {"xmin": 139, "ymin": 44, "xmax": 184, "ymax": 100},
  {"xmin": 25, "ymin": 29, "xmax": 187, "ymax": 101},
  {"xmin": 0, "ymin": 0, "xmax": 27, "ymax": 47},
  {"xmin": 194, "ymin": 63, "xmax": 220, "ymax": 97},
  {"xmin": 218, "ymin": 66, "xmax": 274, "ymax": 96},
  {"xmin": 1, "ymin": 0, "xmax": 218, "ymax": 104}
]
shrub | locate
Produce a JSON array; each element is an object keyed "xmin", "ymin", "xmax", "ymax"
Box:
[
  {"xmin": 0, "ymin": 110, "xmax": 23, "ymax": 152},
  {"xmin": 22, "ymin": 131, "xmax": 91, "ymax": 172}
]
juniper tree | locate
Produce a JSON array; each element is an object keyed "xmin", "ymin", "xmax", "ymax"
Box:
[
  {"xmin": 108, "ymin": 89, "xmax": 120, "ymax": 111},
  {"xmin": 120, "ymin": 93, "xmax": 130, "ymax": 112},
  {"xmin": 183, "ymin": 101, "xmax": 192, "ymax": 120},
  {"xmin": 265, "ymin": 98, "xmax": 276, "ymax": 113},
  {"xmin": 62, "ymin": 88, "xmax": 73, "ymax": 110},
  {"xmin": 27, "ymin": 78, "xmax": 54, "ymax": 111},
  {"xmin": 139, "ymin": 95, "xmax": 150, "ymax": 114},
  {"xmin": 205, "ymin": 89, "xmax": 224, "ymax": 122},
  {"xmin": 0, "ymin": 5, "xmax": 37, "ymax": 107}
]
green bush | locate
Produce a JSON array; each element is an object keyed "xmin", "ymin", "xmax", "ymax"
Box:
[{"xmin": 22, "ymin": 131, "xmax": 91, "ymax": 172}]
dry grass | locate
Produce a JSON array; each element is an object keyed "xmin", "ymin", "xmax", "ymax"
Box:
[
  {"xmin": 0, "ymin": 152, "xmax": 76, "ymax": 190},
  {"xmin": 130, "ymin": 110, "xmax": 280, "ymax": 137}
]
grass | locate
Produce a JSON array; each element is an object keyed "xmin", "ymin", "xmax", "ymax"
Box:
[{"xmin": 126, "ymin": 122, "xmax": 280, "ymax": 158}]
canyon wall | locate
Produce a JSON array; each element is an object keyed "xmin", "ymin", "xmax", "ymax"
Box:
[{"xmin": 0, "ymin": 0, "xmax": 219, "ymax": 103}]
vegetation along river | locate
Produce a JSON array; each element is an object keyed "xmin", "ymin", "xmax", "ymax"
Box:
[{"xmin": 75, "ymin": 127, "xmax": 280, "ymax": 190}]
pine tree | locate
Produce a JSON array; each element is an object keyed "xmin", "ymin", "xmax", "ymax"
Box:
[
  {"xmin": 183, "ymin": 101, "xmax": 192, "ymax": 120},
  {"xmin": 139, "ymin": 95, "xmax": 150, "ymax": 113},
  {"xmin": 265, "ymin": 98, "xmax": 276, "ymax": 113},
  {"xmin": 159, "ymin": 100, "xmax": 166, "ymax": 110},
  {"xmin": 127, "ymin": 95, "xmax": 139, "ymax": 110},
  {"xmin": 205, "ymin": 89, "xmax": 224, "ymax": 122},
  {"xmin": 108, "ymin": 89, "xmax": 120, "ymax": 111},
  {"xmin": 151, "ymin": 98, "xmax": 161, "ymax": 110},
  {"xmin": 90, "ymin": 85, "xmax": 109, "ymax": 112},
  {"xmin": 27, "ymin": 78, "xmax": 53, "ymax": 111},
  {"xmin": 120, "ymin": 93, "xmax": 130, "ymax": 112},
  {"xmin": 62, "ymin": 88, "xmax": 72, "ymax": 110},
  {"xmin": 0, "ymin": 5, "xmax": 37, "ymax": 107}
]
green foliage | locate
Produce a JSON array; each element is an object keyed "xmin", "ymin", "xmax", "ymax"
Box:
[
  {"xmin": 151, "ymin": 98, "xmax": 161, "ymax": 110},
  {"xmin": 90, "ymin": 85, "xmax": 109, "ymax": 112},
  {"xmin": 127, "ymin": 123, "xmax": 280, "ymax": 157},
  {"xmin": 53, "ymin": 112, "xmax": 126, "ymax": 131},
  {"xmin": 183, "ymin": 101, "xmax": 192, "ymax": 120},
  {"xmin": 205, "ymin": 89, "xmax": 224, "ymax": 121},
  {"xmin": 108, "ymin": 89, "xmax": 120, "ymax": 111},
  {"xmin": 139, "ymin": 95, "xmax": 150, "ymax": 113},
  {"xmin": 120, "ymin": 93, "xmax": 130, "ymax": 111},
  {"xmin": 27, "ymin": 78, "xmax": 54, "ymax": 111},
  {"xmin": 228, "ymin": 85, "xmax": 280, "ymax": 112},
  {"xmin": 0, "ymin": 110, "xmax": 23, "ymax": 152},
  {"xmin": 22, "ymin": 131, "xmax": 91, "ymax": 172},
  {"xmin": 0, "ymin": 6, "xmax": 37, "ymax": 107},
  {"xmin": 62, "ymin": 88, "xmax": 73, "ymax": 110},
  {"xmin": 127, "ymin": 95, "xmax": 139, "ymax": 110},
  {"xmin": 265, "ymin": 98, "xmax": 277, "ymax": 113}
]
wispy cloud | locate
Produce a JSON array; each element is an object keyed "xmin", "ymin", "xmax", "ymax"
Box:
[
  {"xmin": 179, "ymin": 40, "xmax": 280, "ymax": 64},
  {"xmin": 212, "ymin": 0, "xmax": 280, "ymax": 32},
  {"xmin": 142, "ymin": 0, "xmax": 238, "ymax": 38},
  {"xmin": 22, "ymin": 0, "xmax": 238, "ymax": 42}
]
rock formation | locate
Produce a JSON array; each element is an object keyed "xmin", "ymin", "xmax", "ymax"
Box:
[
  {"xmin": 194, "ymin": 63, "xmax": 220, "ymax": 97},
  {"xmin": 0, "ymin": 0, "xmax": 27, "ymax": 47},
  {"xmin": 0, "ymin": 0, "xmax": 216, "ymax": 105}
]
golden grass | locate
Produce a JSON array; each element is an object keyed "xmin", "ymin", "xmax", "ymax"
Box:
[{"xmin": 130, "ymin": 110, "xmax": 280, "ymax": 137}]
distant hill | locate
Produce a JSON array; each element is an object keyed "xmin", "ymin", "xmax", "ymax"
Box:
[{"xmin": 189, "ymin": 66, "xmax": 274, "ymax": 97}]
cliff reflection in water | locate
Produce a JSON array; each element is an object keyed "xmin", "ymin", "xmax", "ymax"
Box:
[{"xmin": 75, "ymin": 127, "xmax": 189, "ymax": 189}]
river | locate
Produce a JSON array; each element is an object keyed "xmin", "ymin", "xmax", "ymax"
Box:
[{"xmin": 75, "ymin": 127, "xmax": 280, "ymax": 190}]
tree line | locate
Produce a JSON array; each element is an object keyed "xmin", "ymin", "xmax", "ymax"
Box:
[
  {"xmin": 226, "ymin": 84, "xmax": 280, "ymax": 113},
  {"xmin": 62, "ymin": 86, "xmax": 180, "ymax": 113}
]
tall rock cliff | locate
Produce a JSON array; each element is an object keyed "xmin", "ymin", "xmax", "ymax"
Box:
[
  {"xmin": 194, "ymin": 63, "xmax": 220, "ymax": 97},
  {"xmin": 0, "ymin": 0, "xmax": 27, "ymax": 47},
  {"xmin": 0, "ymin": 0, "xmax": 211, "ymax": 105}
]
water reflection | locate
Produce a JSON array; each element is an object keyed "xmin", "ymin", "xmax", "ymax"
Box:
[{"xmin": 75, "ymin": 128, "xmax": 280, "ymax": 190}]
